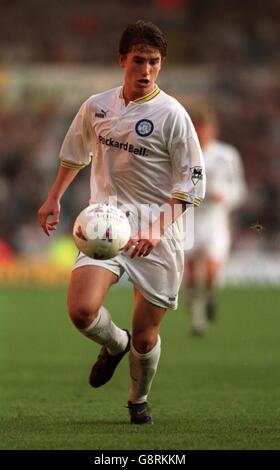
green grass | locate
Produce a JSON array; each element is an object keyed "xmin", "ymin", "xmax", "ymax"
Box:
[{"xmin": 1, "ymin": 284, "xmax": 280, "ymax": 449}]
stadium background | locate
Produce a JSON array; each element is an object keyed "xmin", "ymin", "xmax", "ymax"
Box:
[{"xmin": 1, "ymin": 0, "xmax": 280, "ymax": 450}]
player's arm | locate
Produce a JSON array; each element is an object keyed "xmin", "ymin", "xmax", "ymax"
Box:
[
  {"xmin": 38, "ymin": 98, "xmax": 93, "ymax": 236},
  {"xmin": 38, "ymin": 166, "xmax": 80, "ymax": 236}
]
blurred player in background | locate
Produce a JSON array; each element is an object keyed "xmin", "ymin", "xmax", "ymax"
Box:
[
  {"xmin": 38, "ymin": 21, "xmax": 205, "ymax": 424},
  {"xmin": 185, "ymin": 101, "xmax": 246, "ymax": 336}
]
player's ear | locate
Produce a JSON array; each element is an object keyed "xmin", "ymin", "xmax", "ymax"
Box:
[
  {"xmin": 118, "ymin": 53, "xmax": 127, "ymax": 69},
  {"xmin": 160, "ymin": 56, "xmax": 166, "ymax": 69}
]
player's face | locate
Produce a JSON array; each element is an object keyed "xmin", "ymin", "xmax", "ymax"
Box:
[{"xmin": 119, "ymin": 44, "xmax": 164, "ymax": 102}]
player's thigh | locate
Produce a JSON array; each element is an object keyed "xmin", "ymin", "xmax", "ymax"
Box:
[
  {"xmin": 185, "ymin": 256, "xmax": 196, "ymax": 284},
  {"xmin": 68, "ymin": 265, "xmax": 118, "ymax": 316},
  {"xmin": 205, "ymin": 257, "xmax": 223, "ymax": 282},
  {"xmin": 185, "ymin": 252, "xmax": 208, "ymax": 283}
]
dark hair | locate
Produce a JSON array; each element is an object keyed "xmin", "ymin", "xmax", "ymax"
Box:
[{"xmin": 119, "ymin": 20, "xmax": 167, "ymax": 58}]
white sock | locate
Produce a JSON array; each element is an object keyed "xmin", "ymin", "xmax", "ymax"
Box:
[
  {"xmin": 80, "ymin": 306, "xmax": 128, "ymax": 356},
  {"xmin": 128, "ymin": 336, "xmax": 161, "ymax": 404},
  {"xmin": 188, "ymin": 284, "xmax": 207, "ymax": 334}
]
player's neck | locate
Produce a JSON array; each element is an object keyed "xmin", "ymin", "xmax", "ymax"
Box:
[{"xmin": 122, "ymin": 84, "xmax": 157, "ymax": 106}]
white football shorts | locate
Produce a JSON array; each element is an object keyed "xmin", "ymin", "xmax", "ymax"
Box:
[
  {"xmin": 187, "ymin": 219, "xmax": 231, "ymax": 263},
  {"xmin": 73, "ymin": 222, "xmax": 184, "ymax": 310}
]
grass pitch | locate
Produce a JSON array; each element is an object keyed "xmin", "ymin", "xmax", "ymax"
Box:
[{"xmin": 1, "ymin": 284, "xmax": 280, "ymax": 450}]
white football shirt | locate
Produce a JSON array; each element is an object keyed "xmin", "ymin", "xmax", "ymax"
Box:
[
  {"xmin": 59, "ymin": 85, "xmax": 205, "ymax": 223},
  {"xmin": 188, "ymin": 139, "xmax": 247, "ymax": 260},
  {"xmin": 197, "ymin": 139, "xmax": 246, "ymax": 224}
]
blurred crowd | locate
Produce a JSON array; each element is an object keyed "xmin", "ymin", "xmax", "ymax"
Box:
[
  {"xmin": 0, "ymin": 0, "xmax": 279, "ymax": 65},
  {"xmin": 0, "ymin": 0, "xmax": 280, "ymax": 259}
]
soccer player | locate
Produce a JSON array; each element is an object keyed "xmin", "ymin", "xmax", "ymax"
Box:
[
  {"xmin": 184, "ymin": 101, "xmax": 246, "ymax": 336},
  {"xmin": 38, "ymin": 21, "xmax": 205, "ymax": 424}
]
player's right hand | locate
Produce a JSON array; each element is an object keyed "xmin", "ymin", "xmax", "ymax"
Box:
[{"xmin": 37, "ymin": 197, "xmax": 61, "ymax": 236}]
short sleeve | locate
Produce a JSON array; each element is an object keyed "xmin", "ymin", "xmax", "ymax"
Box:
[
  {"xmin": 59, "ymin": 99, "xmax": 94, "ymax": 170},
  {"xmin": 169, "ymin": 109, "xmax": 206, "ymax": 206}
]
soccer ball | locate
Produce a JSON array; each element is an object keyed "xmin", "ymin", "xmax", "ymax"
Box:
[{"xmin": 73, "ymin": 204, "xmax": 131, "ymax": 260}]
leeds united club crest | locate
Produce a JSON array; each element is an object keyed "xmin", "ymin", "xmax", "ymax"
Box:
[{"xmin": 135, "ymin": 119, "xmax": 154, "ymax": 137}]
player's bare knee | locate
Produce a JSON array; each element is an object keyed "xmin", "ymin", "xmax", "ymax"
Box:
[
  {"xmin": 132, "ymin": 334, "xmax": 157, "ymax": 354},
  {"xmin": 68, "ymin": 301, "xmax": 100, "ymax": 329}
]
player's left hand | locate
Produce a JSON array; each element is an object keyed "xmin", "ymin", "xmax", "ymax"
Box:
[{"xmin": 123, "ymin": 226, "xmax": 161, "ymax": 258}]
